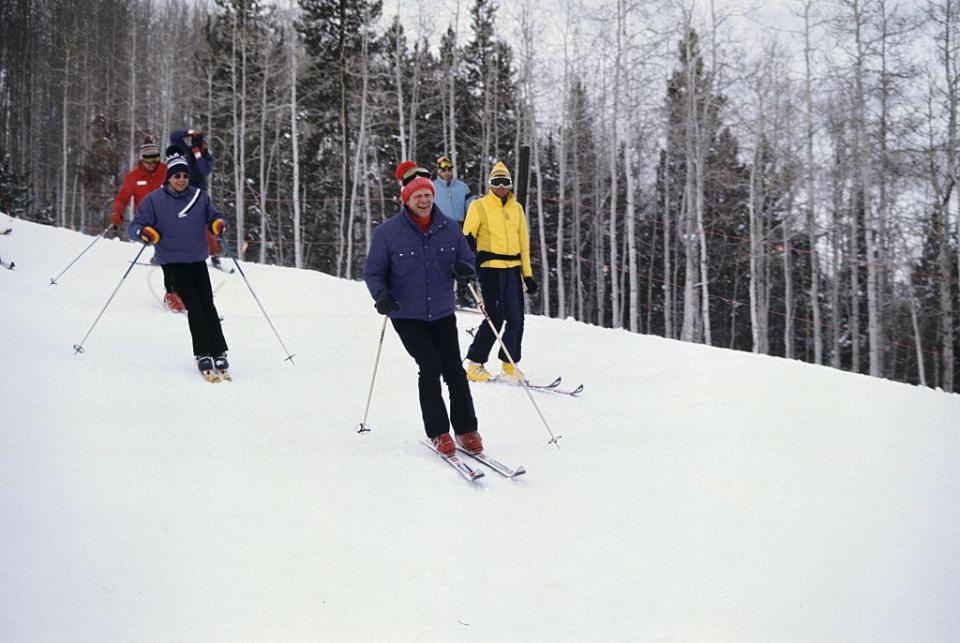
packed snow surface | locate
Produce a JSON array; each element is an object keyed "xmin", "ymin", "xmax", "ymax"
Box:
[{"xmin": 2, "ymin": 214, "xmax": 959, "ymax": 641}]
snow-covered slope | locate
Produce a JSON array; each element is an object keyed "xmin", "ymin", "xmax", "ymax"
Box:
[{"xmin": 2, "ymin": 213, "xmax": 959, "ymax": 642}]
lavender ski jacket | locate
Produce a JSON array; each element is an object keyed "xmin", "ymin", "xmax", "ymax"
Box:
[{"xmin": 129, "ymin": 184, "xmax": 223, "ymax": 265}]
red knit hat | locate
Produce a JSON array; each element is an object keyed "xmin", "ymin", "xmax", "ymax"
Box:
[{"xmin": 395, "ymin": 161, "xmax": 435, "ymax": 203}]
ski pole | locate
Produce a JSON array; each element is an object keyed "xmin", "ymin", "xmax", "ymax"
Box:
[
  {"xmin": 50, "ymin": 225, "xmax": 113, "ymax": 285},
  {"xmin": 73, "ymin": 243, "xmax": 148, "ymax": 354},
  {"xmin": 220, "ymin": 235, "xmax": 295, "ymax": 364},
  {"xmin": 356, "ymin": 314, "xmax": 390, "ymax": 434},
  {"xmin": 466, "ymin": 281, "xmax": 561, "ymax": 449}
]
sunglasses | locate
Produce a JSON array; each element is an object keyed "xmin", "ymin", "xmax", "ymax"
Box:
[
  {"xmin": 489, "ymin": 177, "xmax": 512, "ymax": 188},
  {"xmin": 170, "ymin": 172, "xmax": 190, "ymax": 180}
]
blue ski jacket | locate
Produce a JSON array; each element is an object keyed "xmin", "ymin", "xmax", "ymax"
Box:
[
  {"xmin": 364, "ymin": 205, "xmax": 475, "ymax": 321},
  {"xmin": 431, "ymin": 177, "xmax": 473, "ymax": 224},
  {"xmin": 129, "ymin": 184, "xmax": 224, "ymax": 265}
]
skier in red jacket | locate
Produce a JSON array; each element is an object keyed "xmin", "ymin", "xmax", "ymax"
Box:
[{"xmin": 111, "ymin": 136, "xmax": 166, "ymax": 228}]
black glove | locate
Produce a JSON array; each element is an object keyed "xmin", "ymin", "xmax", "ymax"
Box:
[
  {"xmin": 452, "ymin": 261, "xmax": 475, "ymax": 285},
  {"xmin": 524, "ymin": 276, "xmax": 538, "ymax": 294},
  {"xmin": 375, "ymin": 292, "xmax": 400, "ymax": 315}
]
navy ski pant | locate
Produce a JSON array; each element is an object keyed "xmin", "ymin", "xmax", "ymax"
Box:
[
  {"xmin": 391, "ymin": 314, "xmax": 478, "ymax": 439},
  {"xmin": 164, "ymin": 261, "xmax": 228, "ymax": 358},
  {"xmin": 466, "ymin": 266, "xmax": 525, "ymax": 365}
]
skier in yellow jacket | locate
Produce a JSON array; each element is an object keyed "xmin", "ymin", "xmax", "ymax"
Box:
[{"xmin": 463, "ymin": 161, "xmax": 538, "ymax": 383}]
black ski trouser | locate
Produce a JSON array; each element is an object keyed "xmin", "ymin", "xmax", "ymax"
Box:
[
  {"xmin": 160, "ymin": 263, "xmax": 177, "ymax": 294},
  {"xmin": 466, "ymin": 266, "xmax": 524, "ymax": 365},
  {"xmin": 391, "ymin": 314, "xmax": 478, "ymax": 439},
  {"xmin": 164, "ymin": 261, "xmax": 228, "ymax": 358}
]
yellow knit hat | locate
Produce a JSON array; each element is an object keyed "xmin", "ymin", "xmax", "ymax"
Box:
[{"xmin": 489, "ymin": 161, "xmax": 512, "ymax": 185}]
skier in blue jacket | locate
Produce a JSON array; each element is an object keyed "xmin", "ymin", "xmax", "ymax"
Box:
[
  {"xmin": 431, "ymin": 155, "xmax": 476, "ymax": 307},
  {"xmin": 129, "ymin": 152, "xmax": 231, "ymax": 381},
  {"xmin": 364, "ymin": 161, "xmax": 483, "ymax": 456}
]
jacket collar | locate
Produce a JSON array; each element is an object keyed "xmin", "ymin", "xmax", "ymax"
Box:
[
  {"xmin": 483, "ymin": 190, "xmax": 514, "ymax": 206},
  {"xmin": 400, "ymin": 204, "xmax": 448, "ymax": 233}
]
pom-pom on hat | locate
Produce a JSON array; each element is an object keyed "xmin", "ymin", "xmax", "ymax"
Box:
[
  {"xmin": 139, "ymin": 135, "xmax": 159, "ymax": 159},
  {"xmin": 165, "ymin": 152, "xmax": 190, "ymax": 181},
  {"xmin": 395, "ymin": 160, "xmax": 435, "ymax": 204},
  {"xmin": 395, "ymin": 160, "xmax": 430, "ymax": 186}
]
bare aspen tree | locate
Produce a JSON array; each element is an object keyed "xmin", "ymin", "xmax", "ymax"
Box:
[
  {"xmin": 128, "ymin": 26, "xmax": 137, "ymax": 169},
  {"xmin": 229, "ymin": 9, "xmax": 249, "ymax": 261},
  {"xmin": 448, "ymin": 0, "xmax": 462, "ymax": 169},
  {"xmin": 608, "ymin": 0, "xmax": 623, "ymax": 328},
  {"xmin": 288, "ymin": 8, "xmax": 303, "ymax": 269},
  {"xmin": 925, "ymin": 82, "xmax": 956, "ymax": 391},
  {"xmin": 680, "ymin": 17, "xmax": 700, "ymax": 343},
  {"xmin": 257, "ymin": 34, "xmax": 270, "ymax": 265},
  {"xmin": 833, "ymin": 0, "xmax": 878, "ymax": 374},
  {"xmin": 747, "ymin": 61, "xmax": 771, "ymax": 354},
  {"xmin": 60, "ymin": 45, "xmax": 70, "ymax": 229},
  {"xmin": 408, "ymin": 40, "xmax": 423, "ymax": 158},
  {"xmin": 345, "ymin": 22, "xmax": 371, "ymax": 280},
  {"xmin": 797, "ymin": 0, "xmax": 824, "ymax": 364},
  {"xmin": 392, "ymin": 7, "xmax": 408, "ymax": 159},
  {"xmin": 517, "ymin": 1, "xmax": 550, "ymax": 315}
]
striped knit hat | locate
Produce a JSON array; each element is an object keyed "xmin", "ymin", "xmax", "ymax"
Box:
[
  {"xmin": 165, "ymin": 151, "xmax": 190, "ymax": 181},
  {"xmin": 139, "ymin": 135, "xmax": 159, "ymax": 159}
]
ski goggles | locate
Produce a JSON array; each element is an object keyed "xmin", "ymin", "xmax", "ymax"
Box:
[
  {"xmin": 401, "ymin": 166, "xmax": 431, "ymax": 184},
  {"xmin": 141, "ymin": 155, "xmax": 161, "ymax": 162},
  {"xmin": 489, "ymin": 177, "xmax": 512, "ymax": 188}
]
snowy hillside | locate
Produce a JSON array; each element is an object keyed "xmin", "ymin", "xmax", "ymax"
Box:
[{"xmin": 2, "ymin": 214, "xmax": 959, "ymax": 642}]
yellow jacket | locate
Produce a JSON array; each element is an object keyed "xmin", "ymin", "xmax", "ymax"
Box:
[{"xmin": 462, "ymin": 190, "xmax": 532, "ymax": 277}]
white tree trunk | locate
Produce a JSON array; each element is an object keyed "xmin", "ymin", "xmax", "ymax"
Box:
[
  {"xmin": 289, "ymin": 17, "xmax": 303, "ymax": 269},
  {"xmin": 852, "ymin": 0, "xmax": 881, "ymax": 377},
  {"xmin": 802, "ymin": 0, "xmax": 823, "ymax": 364},
  {"xmin": 345, "ymin": 28, "xmax": 371, "ymax": 280},
  {"xmin": 393, "ymin": 5, "xmax": 407, "ymax": 160}
]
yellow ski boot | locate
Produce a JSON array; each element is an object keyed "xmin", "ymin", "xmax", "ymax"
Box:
[{"xmin": 466, "ymin": 362, "xmax": 492, "ymax": 382}]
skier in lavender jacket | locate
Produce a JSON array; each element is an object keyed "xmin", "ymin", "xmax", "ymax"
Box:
[{"xmin": 129, "ymin": 152, "xmax": 231, "ymax": 378}]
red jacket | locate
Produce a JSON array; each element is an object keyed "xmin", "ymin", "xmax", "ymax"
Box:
[{"xmin": 111, "ymin": 162, "xmax": 167, "ymax": 225}]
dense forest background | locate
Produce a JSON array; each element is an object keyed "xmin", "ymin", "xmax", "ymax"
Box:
[{"xmin": 2, "ymin": 0, "xmax": 960, "ymax": 392}]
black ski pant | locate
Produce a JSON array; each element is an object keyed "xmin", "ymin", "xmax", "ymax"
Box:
[
  {"xmin": 164, "ymin": 261, "xmax": 228, "ymax": 358},
  {"xmin": 160, "ymin": 263, "xmax": 177, "ymax": 294},
  {"xmin": 466, "ymin": 266, "xmax": 524, "ymax": 365},
  {"xmin": 391, "ymin": 314, "xmax": 478, "ymax": 439}
]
